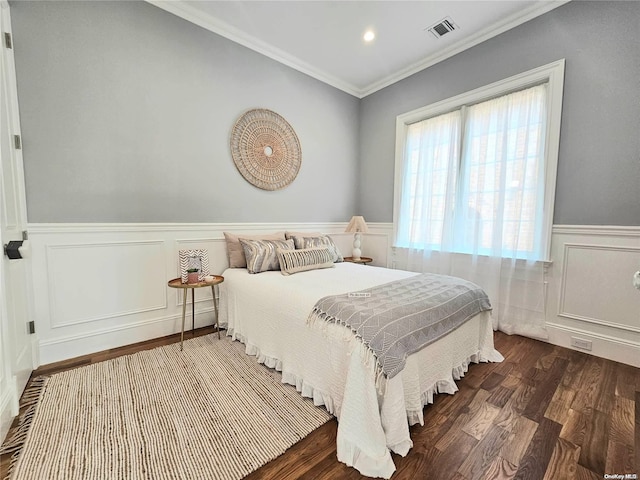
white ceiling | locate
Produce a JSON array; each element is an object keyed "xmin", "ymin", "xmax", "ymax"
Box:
[{"xmin": 148, "ymin": 0, "xmax": 568, "ymax": 98}]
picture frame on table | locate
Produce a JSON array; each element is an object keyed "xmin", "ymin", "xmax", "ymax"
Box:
[{"xmin": 179, "ymin": 249, "xmax": 210, "ymax": 283}]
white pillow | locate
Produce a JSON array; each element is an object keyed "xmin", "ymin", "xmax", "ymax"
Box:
[{"xmin": 223, "ymin": 231, "xmax": 285, "ymax": 268}]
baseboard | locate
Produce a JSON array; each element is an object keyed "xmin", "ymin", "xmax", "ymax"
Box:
[
  {"xmin": 0, "ymin": 379, "xmax": 17, "ymax": 442},
  {"xmin": 546, "ymin": 322, "xmax": 640, "ymax": 368},
  {"xmin": 39, "ymin": 308, "xmax": 220, "ymax": 365}
]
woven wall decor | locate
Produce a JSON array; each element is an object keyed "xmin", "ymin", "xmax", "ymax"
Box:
[{"xmin": 230, "ymin": 109, "xmax": 302, "ymax": 190}]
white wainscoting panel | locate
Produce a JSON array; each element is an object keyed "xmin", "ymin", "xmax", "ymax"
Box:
[
  {"xmin": 547, "ymin": 225, "xmax": 640, "ymax": 367},
  {"xmin": 31, "ymin": 222, "xmax": 639, "ymax": 369},
  {"xmin": 389, "ymin": 224, "xmax": 640, "ymax": 368},
  {"xmin": 28, "ymin": 222, "xmax": 393, "ymax": 365},
  {"xmin": 558, "ymin": 243, "xmax": 640, "ymax": 333},
  {"xmin": 46, "ymin": 241, "xmax": 167, "ymax": 328}
]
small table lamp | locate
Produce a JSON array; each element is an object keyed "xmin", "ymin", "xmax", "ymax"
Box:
[{"xmin": 345, "ymin": 216, "xmax": 369, "ymax": 261}]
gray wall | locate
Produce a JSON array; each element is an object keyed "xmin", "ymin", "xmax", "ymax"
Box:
[
  {"xmin": 358, "ymin": 1, "xmax": 640, "ymax": 225},
  {"xmin": 12, "ymin": 1, "xmax": 640, "ymax": 226},
  {"xmin": 11, "ymin": 1, "xmax": 360, "ymax": 223}
]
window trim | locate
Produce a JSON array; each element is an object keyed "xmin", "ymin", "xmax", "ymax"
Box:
[{"xmin": 393, "ymin": 59, "xmax": 565, "ymax": 262}]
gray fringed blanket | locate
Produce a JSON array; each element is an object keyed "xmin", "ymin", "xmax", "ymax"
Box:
[{"xmin": 307, "ymin": 273, "xmax": 492, "ymax": 381}]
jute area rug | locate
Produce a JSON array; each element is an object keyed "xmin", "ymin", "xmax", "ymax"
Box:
[{"xmin": 1, "ymin": 335, "xmax": 333, "ymax": 479}]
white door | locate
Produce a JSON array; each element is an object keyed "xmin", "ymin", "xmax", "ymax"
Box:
[{"xmin": 0, "ymin": 0, "xmax": 36, "ymax": 440}]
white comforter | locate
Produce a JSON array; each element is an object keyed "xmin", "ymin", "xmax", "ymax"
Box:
[{"xmin": 218, "ymin": 263, "xmax": 503, "ymax": 478}]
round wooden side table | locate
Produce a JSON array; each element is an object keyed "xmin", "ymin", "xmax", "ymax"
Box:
[
  {"xmin": 344, "ymin": 256, "xmax": 373, "ymax": 265},
  {"xmin": 167, "ymin": 275, "xmax": 224, "ymax": 350}
]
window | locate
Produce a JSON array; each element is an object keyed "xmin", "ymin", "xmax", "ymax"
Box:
[{"xmin": 394, "ymin": 60, "xmax": 564, "ymax": 261}]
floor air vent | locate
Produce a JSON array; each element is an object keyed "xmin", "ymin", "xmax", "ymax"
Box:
[{"xmin": 427, "ymin": 17, "xmax": 458, "ymax": 38}]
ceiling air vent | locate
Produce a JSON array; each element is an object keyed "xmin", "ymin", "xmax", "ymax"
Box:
[{"xmin": 427, "ymin": 17, "xmax": 458, "ymax": 39}]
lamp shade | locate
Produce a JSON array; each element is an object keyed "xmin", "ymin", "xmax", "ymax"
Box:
[{"xmin": 345, "ymin": 216, "xmax": 369, "ymax": 233}]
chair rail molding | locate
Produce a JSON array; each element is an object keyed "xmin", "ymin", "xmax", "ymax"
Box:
[{"xmin": 552, "ymin": 224, "xmax": 640, "ymax": 237}]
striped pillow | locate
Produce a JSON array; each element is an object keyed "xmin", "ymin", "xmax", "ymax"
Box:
[
  {"xmin": 239, "ymin": 238, "xmax": 295, "ymax": 274},
  {"xmin": 285, "ymin": 231, "xmax": 322, "ymax": 243},
  {"xmin": 292, "ymin": 235, "xmax": 344, "ymax": 263},
  {"xmin": 277, "ymin": 247, "xmax": 335, "ymax": 275}
]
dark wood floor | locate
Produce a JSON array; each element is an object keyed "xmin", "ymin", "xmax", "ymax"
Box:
[{"xmin": 2, "ymin": 328, "xmax": 639, "ymax": 480}]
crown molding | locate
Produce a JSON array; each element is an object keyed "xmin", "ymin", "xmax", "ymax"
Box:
[
  {"xmin": 145, "ymin": 0, "xmax": 361, "ymax": 97},
  {"xmin": 360, "ymin": 0, "xmax": 571, "ymax": 97},
  {"xmin": 147, "ymin": 0, "xmax": 569, "ymax": 99}
]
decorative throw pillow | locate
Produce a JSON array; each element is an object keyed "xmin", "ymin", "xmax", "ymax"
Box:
[
  {"xmin": 285, "ymin": 231, "xmax": 322, "ymax": 245},
  {"xmin": 223, "ymin": 232, "xmax": 285, "ymax": 268},
  {"xmin": 239, "ymin": 238, "xmax": 294, "ymax": 274},
  {"xmin": 277, "ymin": 247, "xmax": 335, "ymax": 275},
  {"xmin": 292, "ymin": 235, "xmax": 344, "ymax": 263}
]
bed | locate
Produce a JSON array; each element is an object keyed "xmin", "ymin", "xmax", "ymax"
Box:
[{"xmin": 218, "ymin": 259, "xmax": 503, "ymax": 478}]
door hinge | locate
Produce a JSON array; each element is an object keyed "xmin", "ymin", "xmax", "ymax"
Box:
[
  {"xmin": 4, "ymin": 32, "xmax": 12, "ymax": 49},
  {"xmin": 22, "ymin": 230, "xmax": 28, "ymax": 241},
  {"xmin": 28, "ymin": 320, "xmax": 36, "ymax": 334},
  {"xmin": 14, "ymin": 135, "xmax": 21, "ymax": 150}
]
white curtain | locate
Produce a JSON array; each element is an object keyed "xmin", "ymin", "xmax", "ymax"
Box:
[
  {"xmin": 396, "ymin": 85, "xmax": 549, "ymax": 340},
  {"xmin": 396, "ymin": 110, "xmax": 461, "ymax": 250}
]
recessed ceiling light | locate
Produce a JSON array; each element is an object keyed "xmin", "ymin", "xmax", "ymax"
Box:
[{"xmin": 363, "ymin": 30, "xmax": 375, "ymax": 42}]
